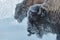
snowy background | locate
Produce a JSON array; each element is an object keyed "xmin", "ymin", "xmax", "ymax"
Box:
[{"xmin": 0, "ymin": 0, "xmax": 57, "ymax": 40}]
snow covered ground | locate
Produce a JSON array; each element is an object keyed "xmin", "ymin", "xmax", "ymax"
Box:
[{"xmin": 0, "ymin": 0, "xmax": 56, "ymax": 40}]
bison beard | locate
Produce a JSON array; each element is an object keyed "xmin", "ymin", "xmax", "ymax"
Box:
[{"xmin": 27, "ymin": 4, "xmax": 60, "ymax": 40}]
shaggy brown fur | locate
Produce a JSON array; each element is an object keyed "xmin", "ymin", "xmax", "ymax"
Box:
[
  {"xmin": 43, "ymin": 0, "xmax": 60, "ymax": 10},
  {"xmin": 26, "ymin": 0, "xmax": 44, "ymax": 7}
]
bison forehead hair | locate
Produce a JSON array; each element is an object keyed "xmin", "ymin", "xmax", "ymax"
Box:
[
  {"xmin": 27, "ymin": 4, "xmax": 60, "ymax": 39},
  {"xmin": 27, "ymin": 4, "xmax": 47, "ymax": 21}
]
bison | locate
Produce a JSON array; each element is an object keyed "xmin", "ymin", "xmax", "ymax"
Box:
[
  {"xmin": 14, "ymin": 0, "xmax": 60, "ymax": 40},
  {"xmin": 14, "ymin": 0, "xmax": 44, "ymax": 22}
]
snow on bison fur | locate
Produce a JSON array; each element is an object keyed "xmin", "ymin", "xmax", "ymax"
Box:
[{"xmin": 14, "ymin": 0, "xmax": 60, "ymax": 40}]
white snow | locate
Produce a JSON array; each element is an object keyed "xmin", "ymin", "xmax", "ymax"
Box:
[{"xmin": 0, "ymin": 0, "xmax": 23, "ymax": 19}]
